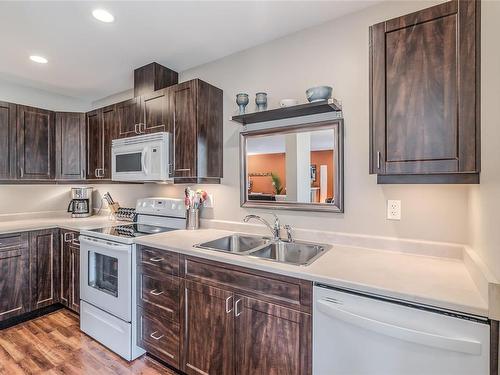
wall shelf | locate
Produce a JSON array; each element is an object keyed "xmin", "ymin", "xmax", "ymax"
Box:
[{"xmin": 231, "ymin": 99, "xmax": 341, "ymax": 125}]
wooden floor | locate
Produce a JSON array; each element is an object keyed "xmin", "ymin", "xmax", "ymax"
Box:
[{"xmin": 0, "ymin": 309, "xmax": 178, "ymax": 374}]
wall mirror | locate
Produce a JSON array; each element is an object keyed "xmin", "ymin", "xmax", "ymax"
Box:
[{"xmin": 240, "ymin": 119, "xmax": 343, "ymax": 212}]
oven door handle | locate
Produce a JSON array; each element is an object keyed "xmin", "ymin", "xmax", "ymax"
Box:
[{"xmin": 79, "ymin": 236, "xmax": 132, "ymax": 253}]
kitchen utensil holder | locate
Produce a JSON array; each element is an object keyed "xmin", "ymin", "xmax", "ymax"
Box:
[{"xmin": 186, "ymin": 208, "xmax": 200, "ymax": 230}]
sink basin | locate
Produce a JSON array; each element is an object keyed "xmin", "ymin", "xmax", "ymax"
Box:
[
  {"xmin": 249, "ymin": 240, "xmax": 329, "ymax": 266},
  {"xmin": 196, "ymin": 234, "xmax": 270, "ymax": 254}
]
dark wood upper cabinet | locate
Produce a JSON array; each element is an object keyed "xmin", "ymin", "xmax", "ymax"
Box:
[
  {"xmin": 55, "ymin": 112, "xmax": 86, "ymax": 180},
  {"xmin": 16, "ymin": 105, "xmax": 56, "ymax": 180},
  {"xmin": 86, "ymin": 109, "xmax": 103, "ymax": 179},
  {"xmin": 369, "ymin": 0, "xmax": 480, "ymax": 183},
  {"xmin": 173, "ymin": 79, "xmax": 223, "ymax": 183},
  {"xmin": 134, "ymin": 62, "xmax": 178, "ymax": 98},
  {"xmin": 141, "ymin": 88, "xmax": 172, "ymax": 134},
  {"xmin": 29, "ymin": 229, "xmax": 59, "ymax": 311},
  {"xmin": 102, "ymin": 105, "xmax": 116, "ymax": 179},
  {"xmin": 0, "ymin": 101, "xmax": 16, "ymax": 180},
  {"xmin": 116, "ymin": 98, "xmax": 141, "ymax": 138},
  {"xmin": 86, "ymin": 105, "xmax": 115, "ymax": 179},
  {"xmin": 182, "ymin": 280, "xmax": 234, "ymax": 375},
  {"xmin": 0, "ymin": 233, "xmax": 30, "ymax": 322}
]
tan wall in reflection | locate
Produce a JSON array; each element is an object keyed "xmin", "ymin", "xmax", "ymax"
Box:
[{"xmin": 248, "ymin": 151, "xmax": 334, "ymax": 200}]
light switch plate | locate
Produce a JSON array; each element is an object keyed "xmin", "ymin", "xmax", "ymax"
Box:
[{"xmin": 387, "ymin": 200, "xmax": 401, "ymax": 220}]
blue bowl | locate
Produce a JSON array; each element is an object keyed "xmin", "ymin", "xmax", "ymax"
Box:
[{"xmin": 306, "ymin": 86, "xmax": 333, "ymax": 102}]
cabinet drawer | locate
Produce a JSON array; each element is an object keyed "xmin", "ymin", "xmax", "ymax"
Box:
[
  {"xmin": 184, "ymin": 257, "xmax": 311, "ymax": 311},
  {"xmin": 138, "ymin": 272, "xmax": 181, "ymax": 322},
  {"xmin": 0, "ymin": 233, "xmax": 25, "ymax": 249},
  {"xmin": 138, "ymin": 246, "xmax": 179, "ymax": 276},
  {"xmin": 138, "ymin": 307, "xmax": 180, "ymax": 368}
]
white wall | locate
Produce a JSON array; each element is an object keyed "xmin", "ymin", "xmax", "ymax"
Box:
[
  {"xmin": 468, "ymin": 0, "xmax": 500, "ymax": 280},
  {"xmin": 151, "ymin": 0, "xmax": 471, "ymax": 244},
  {"xmin": 0, "ymin": 0, "xmax": 483, "ymax": 248},
  {"xmin": 0, "ymin": 184, "xmax": 158, "ymax": 216},
  {"xmin": 0, "ymin": 79, "xmax": 89, "ymax": 112}
]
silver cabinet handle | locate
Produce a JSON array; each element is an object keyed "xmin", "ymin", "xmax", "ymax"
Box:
[
  {"xmin": 63, "ymin": 232, "xmax": 74, "ymax": 242},
  {"xmin": 235, "ymin": 298, "xmax": 242, "ymax": 317},
  {"xmin": 94, "ymin": 168, "xmax": 99, "ymax": 178},
  {"xmin": 20, "ymin": 167, "xmax": 24, "ymax": 178},
  {"xmin": 175, "ymin": 168, "xmax": 191, "ymax": 172},
  {"xmin": 149, "ymin": 257, "xmax": 164, "ymax": 262},
  {"xmin": 377, "ymin": 151, "xmax": 381, "ymax": 169},
  {"xmin": 134, "ymin": 124, "xmax": 139, "ymax": 134},
  {"xmin": 150, "ymin": 331, "xmax": 164, "ymax": 340},
  {"xmin": 225, "ymin": 295, "xmax": 233, "ymax": 314},
  {"xmin": 150, "ymin": 289, "xmax": 164, "ymax": 296},
  {"xmin": 139, "ymin": 123, "xmax": 145, "ymax": 133}
]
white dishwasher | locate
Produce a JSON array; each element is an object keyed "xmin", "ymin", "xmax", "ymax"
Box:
[{"xmin": 313, "ymin": 284, "xmax": 490, "ymax": 375}]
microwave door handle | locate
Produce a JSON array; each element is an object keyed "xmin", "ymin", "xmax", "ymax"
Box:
[{"xmin": 142, "ymin": 149, "xmax": 148, "ymax": 174}]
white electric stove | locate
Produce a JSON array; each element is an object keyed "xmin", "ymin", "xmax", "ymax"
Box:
[{"xmin": 79, "ymin": 197, "xmax": 185, "ymax": 361}]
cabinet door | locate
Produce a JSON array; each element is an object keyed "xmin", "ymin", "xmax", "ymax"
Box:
[
  {"xmin": 370, "ymin": 0, "xmax": 479, "ymax": 177},
  {"xmin": 17, "ymin": 105, "xmax": 55, "ymax": 180},
  {"xmin": 55, "ymin": 112, "xmax": 86, "ymax": 180},
  {"xmin": 182, "ymin": 280, "xmax": 234, "ymax": 375},
  {"xmin": 0, "ymin": 101, "xmax": 16, "ymax": 180},
  {"xmin": 60, "ymin": 232, "xmax": 71, "ymax": 308},
  {"xmin": 0, "ymin": 233, "xmax": 30, "ymax": 322},
  {"xmin": 86, "ymin": 109, "xmax": 103, "ymax": 179},
  {"xmin": 141, "ymin": 88, "xmax": 172, "ymax": 134},
  {"xmin": 116, "ymin": 98, "xmax": 140, "ymax": 138},
  {"xmin": 70, "ymin": 244, "xmax": 80, "ymax": 313},
  {"xmin": 173, "ymin": 81, "xmax": 197, "ymax": 178},
  {"xmin": 102, "ymin": 105, "xmax": 116, "ymax": 179},
  {"xmin": 30, "ymin": 229, "xmax": 59, "ymax": 310},
  {"xmin": 234, "ymin": 296, "xmax": 312, "ymax": 375}
]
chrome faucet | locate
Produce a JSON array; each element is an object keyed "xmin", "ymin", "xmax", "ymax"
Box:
[
  {"xmin": 284, "ymin": 224, "xmax": 294, "ymax": 242},
  {"xmin": 243, "ymin": 214, "xmax": 281, "ymax": 240}
]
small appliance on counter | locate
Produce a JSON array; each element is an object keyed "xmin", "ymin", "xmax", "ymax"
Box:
[
  {"xmin": 67, "ymin": 187, "xmax": 93, "ymax": 218},
  {"xmin": 79, "ymin": 197, "xmax": 186, "ymax": 361}
]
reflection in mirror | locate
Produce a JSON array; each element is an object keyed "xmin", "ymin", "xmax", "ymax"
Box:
[{"xmin": 240, "ymin": 120, "xmax": 343, "ymax": 212}]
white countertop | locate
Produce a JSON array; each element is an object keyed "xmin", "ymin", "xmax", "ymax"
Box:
[
  {"xmin": 134, "ymin": 228, "xmax": 489, "ymax": 318},
  {"xmin": 0, "ymin": 216, "xmax": 490, "ymax": 318},
  {"xmin": 0, "ymin": 214, "xmax": 119, "ymax": 234}
]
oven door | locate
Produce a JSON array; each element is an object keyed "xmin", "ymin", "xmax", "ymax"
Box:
[
  {"xmin": 112, "ymin": 144, "xmax": 149, "ymax": 181},
  {"xmin": 80, "ymin": 236, "xmax": 132, "ymax": 322}
]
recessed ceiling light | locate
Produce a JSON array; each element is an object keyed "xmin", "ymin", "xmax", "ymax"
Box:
[
  {"xmin": 29, "ymin": 55, "xmax": 48, "ymax": 64},
  {"xmin": 92, "ymin": 9, "xmax": 114, "ymax": 23}
]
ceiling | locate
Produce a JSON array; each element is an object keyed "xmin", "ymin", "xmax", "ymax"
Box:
[{"xmin": 0, "ymin": 1, "xmax": 376, "ymax": 102}]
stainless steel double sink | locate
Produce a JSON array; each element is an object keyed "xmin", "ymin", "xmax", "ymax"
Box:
[{"xmin": 195, "ymin": 234, "xmax": 330, "ymax": 266}]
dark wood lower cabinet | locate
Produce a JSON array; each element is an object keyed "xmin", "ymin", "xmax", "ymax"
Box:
[
  {"xmin": 60, "ymin": 229, "xmax": 80, "ymax": 313},
  {"xmin": 30, "ymin": 229, "xmax": 60, "ymax": 310},
  {"xmin": 0, "ymin": 233, "xmax": 30, "ymax": 322},
  {"xmin": 234, "ymin": 296, "xmax": 311, "ymax": 375},
  {"xmin": 183, "ymin": 281, "xmax": 234, "ymax": 375},
  {"xmin": 136, "ymin": 246, "xmax": 312, "ymax": 375}
]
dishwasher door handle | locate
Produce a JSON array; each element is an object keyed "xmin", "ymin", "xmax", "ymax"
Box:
[{"xmin": 316, "ymin": 299, "xmax": 482, "ymax": 355}]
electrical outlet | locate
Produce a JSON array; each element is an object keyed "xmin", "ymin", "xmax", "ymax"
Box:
[
  {"xmin": 387, "ymin": 200, "xmax": 401, "ymax": 220},
  {"xmin": 203, "ymin": 194, "xmax": 215, "ymax": 208}
]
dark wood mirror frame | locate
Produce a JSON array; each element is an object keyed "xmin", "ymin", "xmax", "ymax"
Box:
[{"xmin": 240, "ymin": 119, "xmax": 344, "ymax": 213}]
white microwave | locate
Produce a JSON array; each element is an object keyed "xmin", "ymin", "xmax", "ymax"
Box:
[{"xmin": 111, "ymin": 132, "xmax": 172, "ymax": 182}]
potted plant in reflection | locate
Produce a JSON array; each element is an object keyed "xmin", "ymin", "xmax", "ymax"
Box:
[{"xmin": 271, "ymin": 173, "xmax": 286, "ymax": 201}]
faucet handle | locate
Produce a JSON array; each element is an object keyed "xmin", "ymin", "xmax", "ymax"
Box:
[{"xmin": 284, "ymin": 224, "xmax": 293, "ymax": 242}]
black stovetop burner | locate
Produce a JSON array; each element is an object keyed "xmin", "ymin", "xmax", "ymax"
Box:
[{"xmin": 88, "ymin": 223, "xmax": 177, "ymax": 238}]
